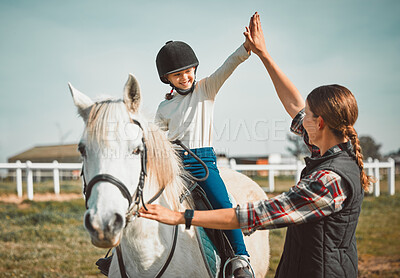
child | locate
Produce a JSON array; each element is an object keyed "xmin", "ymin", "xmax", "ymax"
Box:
[{"xmin": 155, "ymin": 38, "xmax": 252, "ymax": 277}]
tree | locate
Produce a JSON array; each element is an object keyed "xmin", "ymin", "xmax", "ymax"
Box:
[
  {"xmin": 359, "ymin": 135, "xmax": 382, "ymax": 160},
  {"xmin": 387, "ymin": 148, "xmax": 400, "ymax": 156},
  {"xmin": 286, "ymin": 133, "xmax": 309, "ymax": 159}
]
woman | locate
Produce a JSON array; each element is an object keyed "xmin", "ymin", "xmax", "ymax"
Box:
[{"xmin": 140, "ymin": 12, "xmax": 372, "ymax": 278}]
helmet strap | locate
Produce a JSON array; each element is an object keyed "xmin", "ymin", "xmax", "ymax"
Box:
[
  {"xmin": 175, "ymin": 81, "xmax": 196, "ymax": 95},
  {"xmin": 168, "ymin": 78, "xmax": 196, "ymax": 96}
]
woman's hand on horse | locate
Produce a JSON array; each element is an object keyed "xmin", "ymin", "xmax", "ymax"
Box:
[{"xmin": 139, "ymin": 204, "xmax": 184, "ymax": 225}]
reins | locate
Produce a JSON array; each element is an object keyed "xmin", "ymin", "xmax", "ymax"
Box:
[
  {"xmin": 115, "ymin": 225, "xmax": 179, "ymax": 278},
  {"xmin": 171, "ymin": 139, "xmax": 209, "ymax": 182}
]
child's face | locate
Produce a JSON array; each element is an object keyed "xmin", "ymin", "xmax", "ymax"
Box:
[{"xmin": 166, "ymin": 67, "xmax": 195, "ymax": 91}]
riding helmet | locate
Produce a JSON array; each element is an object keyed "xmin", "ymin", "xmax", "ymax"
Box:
[{"xmin": 156, "ymin": 41, "xmax": 199, "ymax": 84}]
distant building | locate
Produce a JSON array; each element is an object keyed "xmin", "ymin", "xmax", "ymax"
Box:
[
  {"xmin": 6, "ymin": 144, "xmax": 81, "ymax": 181},
  {"xmin": 8, "ymin": 144, "xmax": 81, "ymax": 163}
]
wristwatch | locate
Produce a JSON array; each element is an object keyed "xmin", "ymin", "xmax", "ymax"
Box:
[{"xmin": 184, "ymin": 209, "xmax": 194, "ymax": 230}]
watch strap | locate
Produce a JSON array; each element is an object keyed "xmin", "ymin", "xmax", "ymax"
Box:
[{"xmin": 184, "ymin": 209, "xmax": 194, "ymax": 230}]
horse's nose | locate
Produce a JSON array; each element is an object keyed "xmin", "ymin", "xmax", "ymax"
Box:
[
  {"xmin": 108, "ymin": 212, "xmax": 124, "ymax": 234},
  {"xmin": 84, "ymin": 211, "xmax": 125, "ymax": 242},
  {"xmin": 85, "ymin": 212, "xmax": 96, "ymax": 234}
]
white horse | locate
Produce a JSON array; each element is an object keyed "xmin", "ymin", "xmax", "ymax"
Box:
[{"xmin": 69, "ymin": 74, "xmax": 269, "ymax": 277}]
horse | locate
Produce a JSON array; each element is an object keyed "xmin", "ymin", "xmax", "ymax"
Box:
[{"xmin": 68, "ymin": 74, "xmax": 270, "ymax": 277}]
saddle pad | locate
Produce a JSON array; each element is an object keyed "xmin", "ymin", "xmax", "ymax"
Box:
[{"xmin": 195, "ymin": 226, "xmax": 221, "ymax": 278}]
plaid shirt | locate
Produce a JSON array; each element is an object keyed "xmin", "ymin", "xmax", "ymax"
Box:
[{"xmin": 236, "ymin": 109, "xmax": 349, "ymax": 236}]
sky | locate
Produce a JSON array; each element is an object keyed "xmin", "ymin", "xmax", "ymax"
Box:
[{"xmin": 0, "ymin": 0, "xmax": 399, "ymax": 162}]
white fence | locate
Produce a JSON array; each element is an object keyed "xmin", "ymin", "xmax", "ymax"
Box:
[
  {"xmin": 230, "ymin": 157, "xmax": 396, "ymax": 197},
  {"xmin": 0, "ymin": 158, "xmax": 396, "ymax": 200},
  {"xmin": 0, "ymin": 160, "xmax": 82, "ymax": 200}
]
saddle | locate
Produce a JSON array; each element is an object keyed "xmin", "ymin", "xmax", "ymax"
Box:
[
  {"xmin": 188, "ymin": 181, "xmax": 236, "ymax": 278},
  {"xmin": 95, "ymin": 180, "xmax": 235, "ymax": 277}
]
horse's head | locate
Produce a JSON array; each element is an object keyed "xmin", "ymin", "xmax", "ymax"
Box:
[{"xmin": 69, "ymin": 74, "xmax": 147, "ymax": 248}]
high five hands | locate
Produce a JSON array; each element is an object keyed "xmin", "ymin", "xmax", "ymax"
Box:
[{"xmin": 244, "ymin": 12, "xmax": 268, "ymax": 57}]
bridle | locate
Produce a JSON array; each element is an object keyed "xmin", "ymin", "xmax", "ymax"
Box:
[
  {"xmin": 80, "ymin": 118, "xmax": 177, "ymax": 278},
  {"xmin": 81, "ymin": 119, "xmax": 160, "ymax": 213}
]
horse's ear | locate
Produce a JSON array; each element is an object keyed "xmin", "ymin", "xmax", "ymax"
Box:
[
  {"xmin": 68, "ymin": 82, "xmax": 94, "ymax": 120},
  {"xmin": 123, "ymin": 74, "xmax": 141, "ymax": 113}
]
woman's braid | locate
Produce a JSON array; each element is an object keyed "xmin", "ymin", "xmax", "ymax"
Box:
[{"xmin": 345, "ymin": 126, "xmax": 374, "ymax": 191}]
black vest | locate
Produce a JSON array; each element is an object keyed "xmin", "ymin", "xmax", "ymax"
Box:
[{"xmin": 275, "ymin": 148, "xmax": 364, "ymax": 278}]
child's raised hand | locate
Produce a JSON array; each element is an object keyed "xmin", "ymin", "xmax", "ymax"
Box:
[
  {"xmin": 244, "ymin": 12, "xmax": 268, "ymax": 57},
  {"xmin": 243, "ymin": 35, "xmax": 251, "ymax": 54}
]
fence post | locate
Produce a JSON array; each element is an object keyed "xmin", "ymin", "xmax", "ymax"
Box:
[
  {"xmin": 53, "ymin": 160, "xmax": 60, "ymax": 195},
  {"xmin": 16, "ymin": 160, "xmax": 23, "ymax": 198},
  {"xmin": 295, "ymin": 160, "xmax": 303, "ymax": 185},
  {"xmin": 373, "ymin": 159, "xmax": 380, "ymax": 197},
  {"xmin": 367, "ymin": 158, "xmax": 374, "ymax": 194},
  {"xmin": 269, "ymin": 169, "xmax": 275, "ymax": 192},
  {"xmin": 388, "ymin": 158, "xmax": 395, "ymax": 196},
  {"xmin": 26, "ymin": 160, "xmax": 34, "ymax": 200},
  {"xmin": 36, "ymin": 169, "xmax": 41, "ymax": 183},
  {"xmin": 229, "ymin": 158, "xmax": 237, "ymax": 170}
]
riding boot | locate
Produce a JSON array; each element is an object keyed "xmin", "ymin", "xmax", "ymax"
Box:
[{"xmin": 96, "ymin": 255, "xmax": 113, "ymax": 276}]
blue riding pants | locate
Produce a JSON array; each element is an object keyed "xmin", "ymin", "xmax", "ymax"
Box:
[{"xmin": 178, "ymin": 147, "xmax": 249, "ymax": 256}]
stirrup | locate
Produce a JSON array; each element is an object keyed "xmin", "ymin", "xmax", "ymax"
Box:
[
  {"xmin": 233, "ymin": 266, "xmax": 253, "ymax": 278},
  {"xmin": 222, "ymin": 255, "xmax": 255, "ymax": 278},
  {"xmin": 96, "ymin": 249, "xmax": 113, "ymax": 276}
]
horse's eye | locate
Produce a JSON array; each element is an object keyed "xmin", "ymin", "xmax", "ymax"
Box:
[
  {"xmin": 78, "ymin": 143, "xmax": 86, "ymax": 157},
  {"xmin": 132, "ymin": 147, "xmax": 141, "ymax": 155}
]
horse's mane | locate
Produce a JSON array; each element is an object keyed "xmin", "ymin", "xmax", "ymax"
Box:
[
  {"xmin": 144, "ymin": 120, "xmax": 191, "ymax": 210},
  {"xmin": 86, "ymin": 99, "xmax": 190, "ymax": 211}
]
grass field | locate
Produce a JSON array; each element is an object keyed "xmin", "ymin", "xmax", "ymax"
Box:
[{"xmin": 0, "ymin": 175, "xmax": 399, "ymax": 277}]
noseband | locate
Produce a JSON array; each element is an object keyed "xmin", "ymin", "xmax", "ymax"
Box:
[{"xmin": 81, "ymin": 119, "xmax": 161, "ymax": 213}]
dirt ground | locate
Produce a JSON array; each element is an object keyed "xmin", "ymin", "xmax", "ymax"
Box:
[
  {"xmin": 0, "ymin": 192, "xmax": 83, "ymax": 205},
  {"xmin": 1, "ymin": 193, "xmax": 399, "ymax": 277},
  {"xmin": 358, "ymin": 255, "xmax": 400, "ymax": 277}
]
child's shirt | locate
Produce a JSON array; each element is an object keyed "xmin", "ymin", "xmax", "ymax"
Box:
[{"xmin": 155, "ymin": 44, "xmax": 250, "ymax": 150}]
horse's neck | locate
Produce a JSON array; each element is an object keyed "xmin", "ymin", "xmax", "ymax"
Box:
[
  {"xmin": 120, "ymin": 197, "xmax": 183, "ymax": 274},
  {"xmin": 115, "ymin": 187, "xmax": 206, "ymax": 277},
  {"xmin": 125, "ymin": 195, "xmax": 175, "ymax": 238}
]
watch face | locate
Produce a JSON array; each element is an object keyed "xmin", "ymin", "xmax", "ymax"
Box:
[
  {"xmin": 185, "ymin": 209, "xmax": 194, "ymax": 219},
  {"xmin": 184, "ymin": 209, "xmax": 194, "ymax": 230}
]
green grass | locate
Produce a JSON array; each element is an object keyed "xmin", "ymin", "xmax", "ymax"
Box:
[
  {"xmin": 0, "ymin": 175, "xmax": 399, "ymax": 277},
  {"xmin": 253, "ymin": 175, "xmax": 296, "ymax": 193},
  {"xmin": 0, "ymin": 199, "xmax": 105, "ymax": 277}
]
